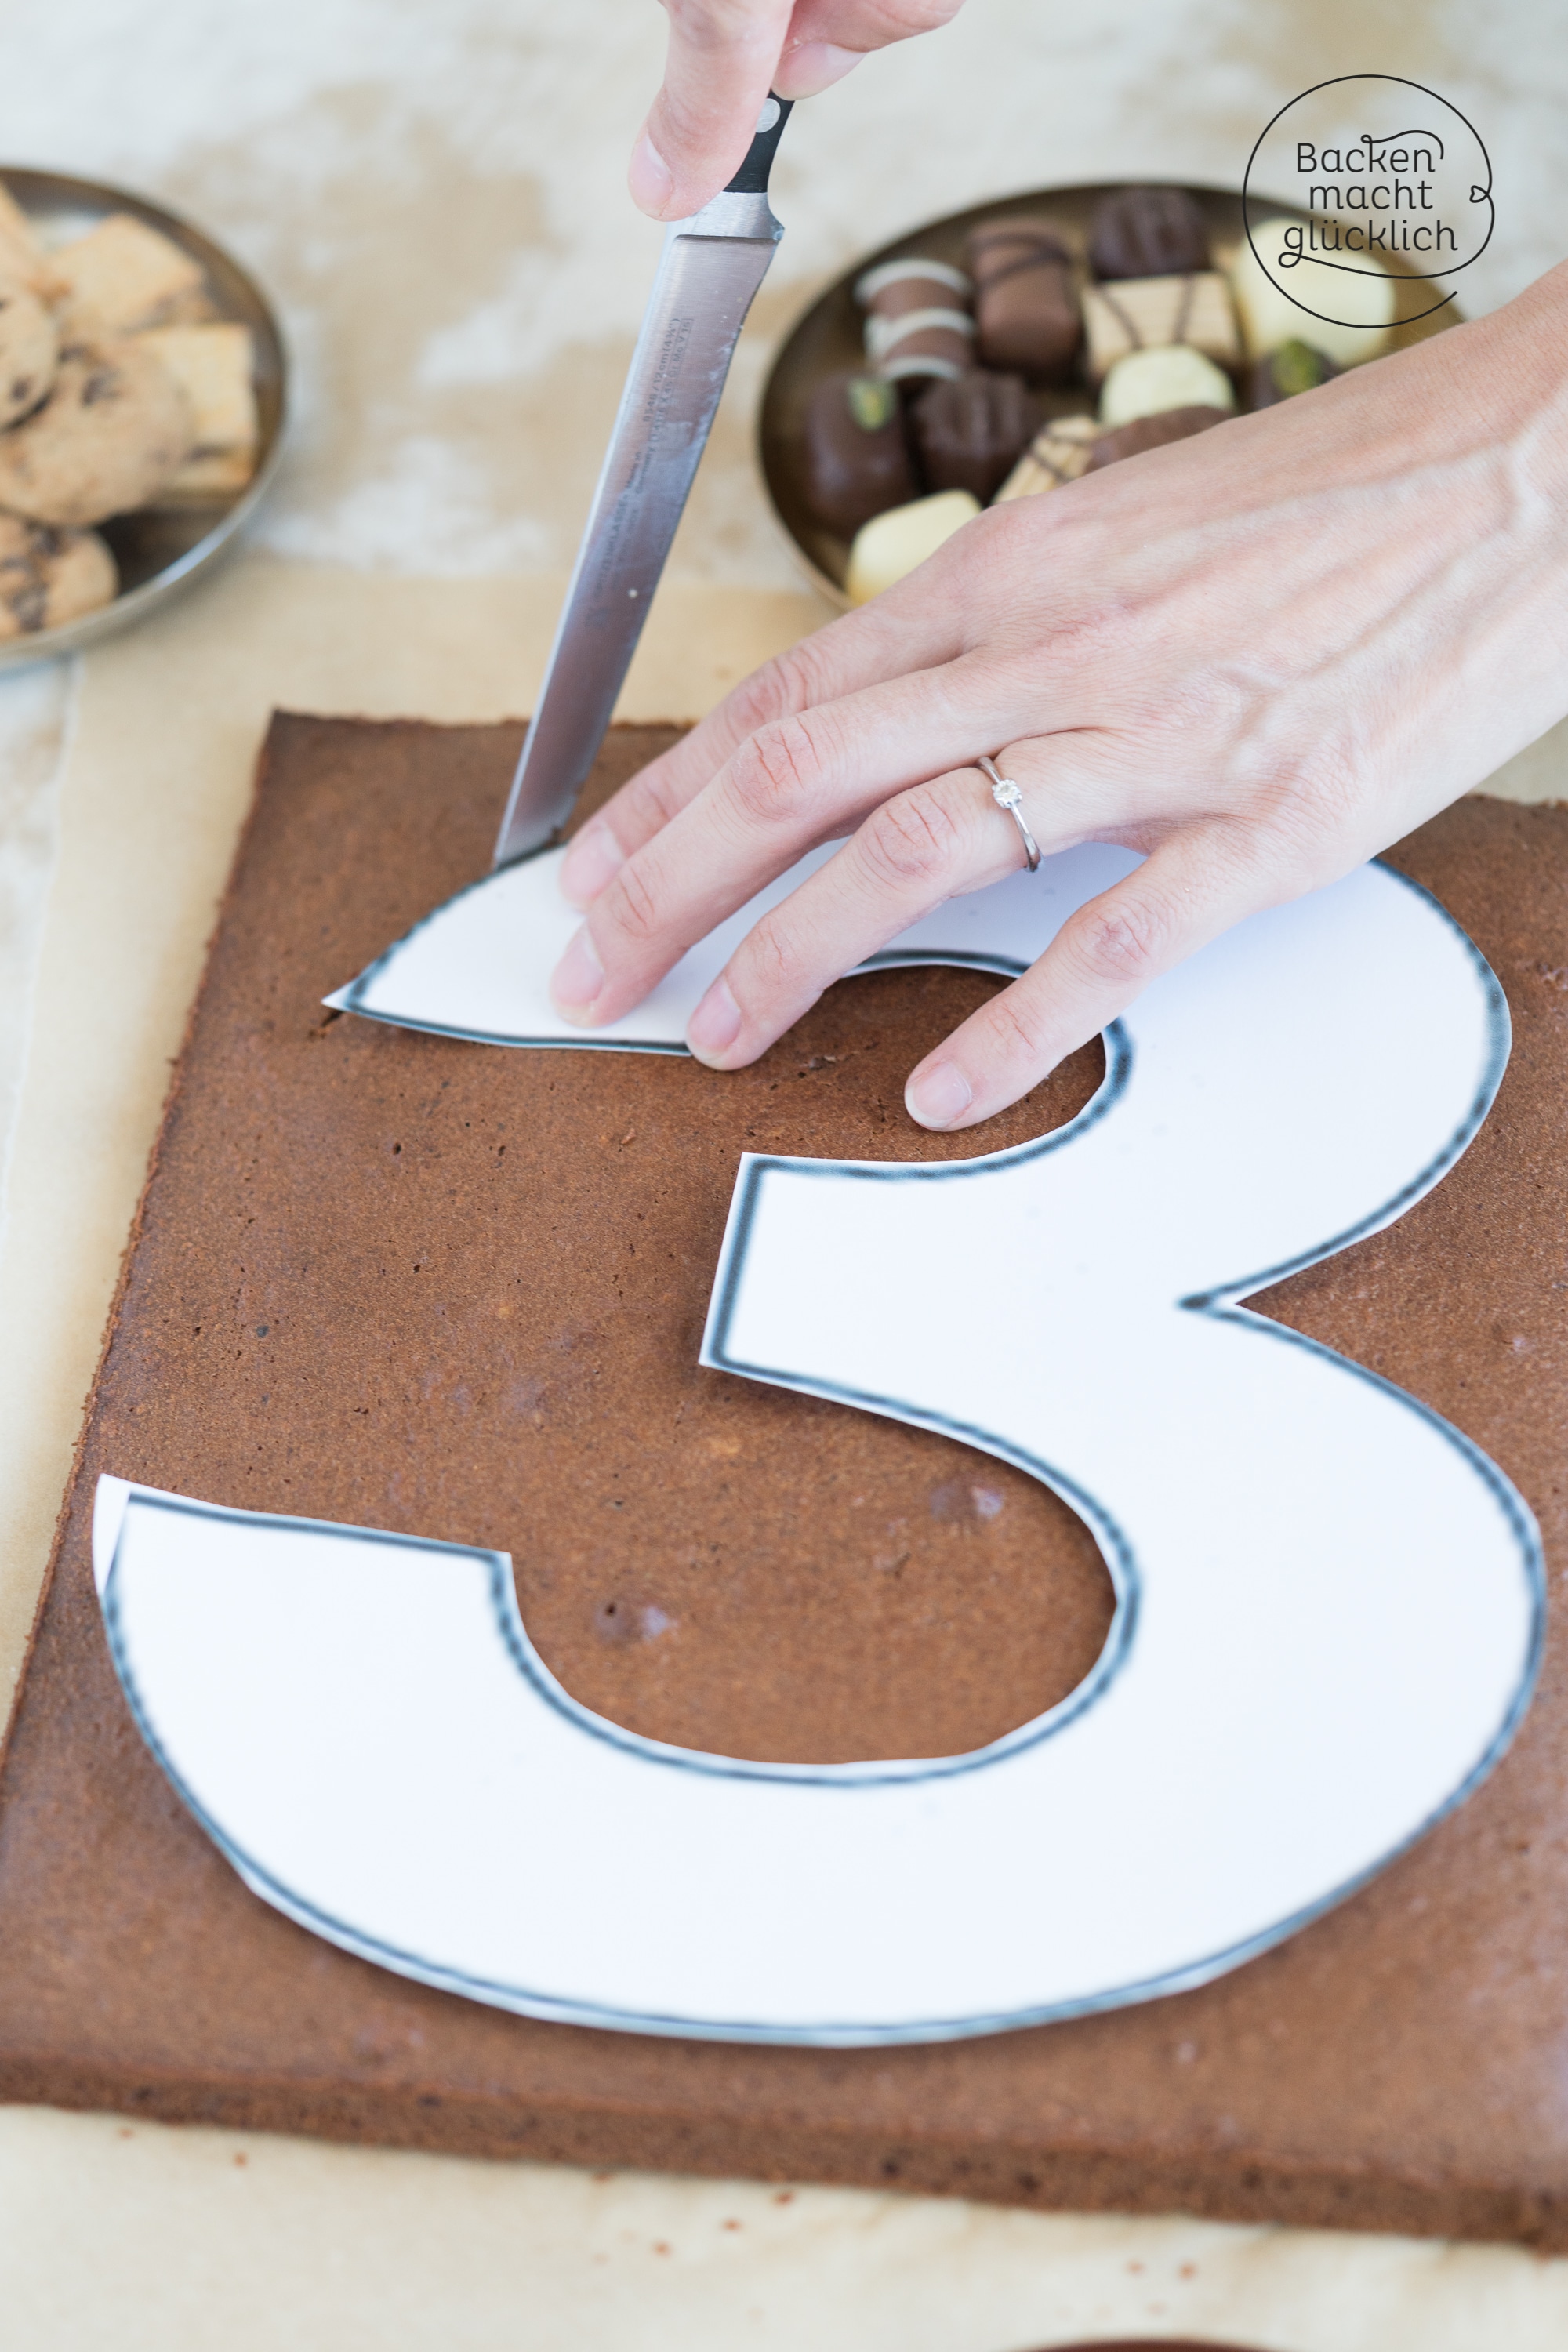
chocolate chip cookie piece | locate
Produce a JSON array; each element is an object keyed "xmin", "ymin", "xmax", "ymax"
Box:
[
  {"xmin": 0, "ymin": 512, "xmax": 117, "ymax": 638},
  {"xmin": 0, "ymin": 337, "xmax": 194, "ymax": 526},
  {"xmin": 49, "ymin": 212, "xmax": 210, "ymax": 335},
  {"xmin": 0, "ymin": 276, "xmax": 59, "ymax": 429}
]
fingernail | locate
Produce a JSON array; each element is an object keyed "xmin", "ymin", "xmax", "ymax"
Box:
[
  {"xmin": 560, "ymin": 821, "xmax": 625, "ymax": 908},
  {"xmin": 906, "ymin": 1059, "xmax": 972, "ymax": 1129},
  {"xmin": 774, "ymin": 40, "xmax": 862, "ymax": 97},
  {"xmin": 550, "ymin": 925, "xmax": 604, "ymax": 1022},
  {"xmin": 628, "ymin": 130, "xmax": 674, "ymax": 217},
  {"xmin": 686, "ymin": 977, "xmax": 742, "ymax": 1064}
]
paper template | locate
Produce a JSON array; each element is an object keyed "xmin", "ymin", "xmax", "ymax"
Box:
[
  {"xmin": 96, "ymin": 848, "xmax": 1542, "ymax": 2043},
  {"xmin": 323, "ymin": 837, "xmax": 1117, "ymax": 1047}
]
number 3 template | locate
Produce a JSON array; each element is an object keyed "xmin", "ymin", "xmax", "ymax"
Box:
[{"xmin": 93, "ymin": 842, "xmax": 1542, "ymax": 2044}]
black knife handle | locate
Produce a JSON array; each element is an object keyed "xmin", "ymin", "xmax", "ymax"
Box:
[{"xmin": 724, "ymin": 93, "xmax": 793, "ymax": 194}]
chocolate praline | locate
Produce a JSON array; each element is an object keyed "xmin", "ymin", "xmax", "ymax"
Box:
[
  {"xmin": 1250, "ymin": 338, "xmax": 1341, "ymax": 407},
  {"xmin": 965, "ymin": 215, "xmax": 1080, "ymax": 380},
  {"xmin": 1084, "ymin": 405, "xmax": 1229, "ymax": 469},
  {"xmin": 912, "ymin": 371, "xmax": 1043, "ymax": 503},
  {"xmin": 800, "ymin": 372, "xmax": 917, "ymax": 536},
  {"xmin": 1089, "ymin": 185, "xmax": 1210, "ymax": 281}
]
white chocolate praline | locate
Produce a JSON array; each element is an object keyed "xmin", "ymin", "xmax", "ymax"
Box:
[
  {"xmin": 993, "ymin": 415, "xmax": 1102, "ymax": 503},
  {"xmin": 854, "ymin": 256, "xmax": 971, "ymax": 307},
  {"xmin": 1081, "ymin": 270, "xmax": 1240, "ymax": 382},
  {"xmin": 1231, "ymin": 217, "xmax": 1396, "ymax": 367},
  {"xmin": 1099, "ymin": 345, "xmax": 1236, "ymax": 426},
  {"xmin": 845, "ymin": 489, "xmax": 980, "ymax": 605}
]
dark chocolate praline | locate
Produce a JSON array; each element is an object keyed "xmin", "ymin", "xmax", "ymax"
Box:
[
  {"xmin": 1084, "ymin": 403, "xmax": 1229, "ymax": 470},
  {"xmin": 1089, "ymin": 184, "xmax": 1210, "ymax": 281},
  {"xmin": 912, "ymin": 369, "xmax": 1043, "ymax": 503},
  {"xmin": 800, "ymin": 370, "xmax": 917, "ymax": 535}
]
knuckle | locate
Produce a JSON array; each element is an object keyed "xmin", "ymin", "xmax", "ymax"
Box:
[
  {"xmin": 764, "ymin": 637, "xmax": 826, "ymax": 713},
  {"xmin": 986, "ymin": 985, "xmax": 1054, "ymax": 1069},
  {"xmin": 1070, "ymin": 893, "xmax": 1168, "ymax": 985},
  {"xmin": 621, "ymin": 762, "xmax": 682, "ymax": 836},
  {"xmin": 1212, "ymin": 806, "xmax": 1298, "ymax": 886},
  {"xmin": 724, "ymin": 641, "xmax": 824, "ymax": 744},
  {"xmin": 724, "ymin": 662, "xmax": 786, "ymax": 744},
  {"xmin": 727, "ymin": 713, "xmax": 822, "ymax": 827},
  {"xmin": 859, "ymin": 783, "xmax": 964, "ymax": 892},
  {"xmin": 1290, "ymin": 746, "xmax": 1364, "ymax": 835},
  {"xmin": 1155, "ymin": 664, "xmax": 1244, "ymax": 744},
  {"xmin": 739, "ymin": 909, "xmax": 804, "ymax": 996},
  {"xmin": 602, "ymin": 855, "xmax": 662, "ymax": 949},
  {"xmin": 664, "ymin": 0, "xmax": 774, "ymax": 45}
]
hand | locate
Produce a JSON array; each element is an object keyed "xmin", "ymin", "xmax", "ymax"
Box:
[
  {"xmin": 630, "ymin": 0, "xmax": 965, "ymax": 220},
  {"xmin": 550, "ymin": 266, "xmax": 1568, "ymax": 1131}
]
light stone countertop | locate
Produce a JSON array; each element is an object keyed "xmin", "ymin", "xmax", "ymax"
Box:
[{"xmin": 2, "ymin": 4, "xmax": 1566, "ymax": 2346}]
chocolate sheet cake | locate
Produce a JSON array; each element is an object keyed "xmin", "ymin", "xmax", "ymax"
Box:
[{"xmin": 1, "ymin": 716, "xmax": 1565, "ymax": 2245}]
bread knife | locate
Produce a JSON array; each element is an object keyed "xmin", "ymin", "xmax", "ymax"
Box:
[{"xmin": 492, "ymin": 96, "xmax": 793, "ymax": 866}]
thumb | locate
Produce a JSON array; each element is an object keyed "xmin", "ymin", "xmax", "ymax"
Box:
[{"xmin": 631, "ymin": 2, "xmax": 794, "ymax": 221}]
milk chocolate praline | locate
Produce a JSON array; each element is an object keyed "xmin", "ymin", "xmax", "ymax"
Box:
[
  {"xmin": 965, "ymin": 215, "xmax": 1080, "ymax": 380},
  {"xmin": 912, "ymin": 371, "xmax": 1043, "ymax": 503},
  {"xmin": 856, "ymin": 256, "xmax": 975, "ymax": 387},
  {"xmin": 1085, "ymin": 405, "xmax": 1229, "ymax": 470},
  {"xmin": 800, "ymin": 371, "xmax": 916, "ymax": 535},
  {"xmin": 1089, "ymin": 185, "xmax": 1210, "ymax": 281}
]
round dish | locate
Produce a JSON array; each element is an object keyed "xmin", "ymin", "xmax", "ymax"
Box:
[
  {"xmin": 0, "ymin": 166, "xmax": 287, "ymax": 672},
  {"xmin": 760, "ymin": 179, "xmax": 1457, "ymax": 607}
]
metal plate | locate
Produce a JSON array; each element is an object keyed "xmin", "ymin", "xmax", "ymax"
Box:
[
  {"xmin": 0, "ymin": 165, "xmax": 287, "ymax": 671},
  {"xmin": 759, "ymin": 179, "xmax": 1459, "ymax": 608}
]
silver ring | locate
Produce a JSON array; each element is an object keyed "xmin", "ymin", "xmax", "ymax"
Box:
[{"xmin": 978, "ymin": 754, "xmax": 1040, "ymax": 873}]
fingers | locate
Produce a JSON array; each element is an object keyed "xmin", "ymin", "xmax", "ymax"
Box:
[
  {"xmin": 552, "ymin": 656, "xmax": 1050, "ymax": 1028},
  {"xmin": 774, "ymin": 2, "xmax": 965, "ymax": 96},
  {"xmin": 631, "ymin": 2, "xmax": 793, "ymax": 220},
  {"xmin": 631, "ymin": 4, "xmax": 967, "ymax": 217},
  {"xmin": 771, "ymin": 38, "xmax": 864, "ymax": 98},
  {"xmin": 558, "ymin": 578, "xmax": 976, "ymax": 910},
  {"xmin": 684, "ymin": 760, "xmax": 1027, "ymax": 1065},
  {"xmin": 675, "ymin": 726, "xmax": 1171, "ymax": 1070},
  {"xmin": 904, "ymin": 822, "xmax": 1286, "ymax": 1130}
]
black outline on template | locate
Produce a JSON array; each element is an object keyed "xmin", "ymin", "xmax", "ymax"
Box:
[
  {"xmin": 330, "ymin": 836, "xmax": 1035, "ymax": 1056},
  {"xmin": 106, "ymin": 861, "xmax": 1544, "ymax": 2046},
  {"xmin": 332, "ymin": 842, "xmax": 688, "ymax": 1056}
]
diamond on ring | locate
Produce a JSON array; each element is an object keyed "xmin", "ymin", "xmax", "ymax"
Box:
[{"xmin": 978, "ymin": 755, "xmax": 1041, "ymax": 873}]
